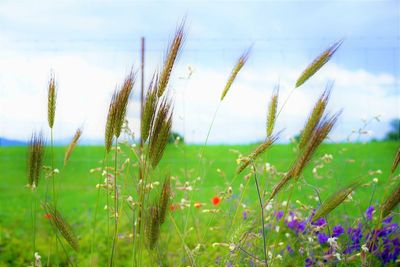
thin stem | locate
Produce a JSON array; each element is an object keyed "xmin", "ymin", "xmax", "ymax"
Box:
[
  {"xmin": 110, "ymin": 138, "xmax": 119, "ymax": 266},
  {"xmin": 89, "ymin": 154, "xmax": 107, "ymax": 267},
  {"xmin": 252, "ymin": 163, "xmax": 268, "ymax": 267},
  {"xmin": 276, "ymin": 87, "xmax": 295, "ymax": 119},
  {"xmin": 31, "ymin": 189, "xmax": 37, "ymax": 267},
  {"xmin": 51, "ymin": 128, "xmax": 56, "ymax": 206}
]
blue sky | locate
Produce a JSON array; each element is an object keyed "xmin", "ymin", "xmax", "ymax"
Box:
[{"xmin": 0, "ymin": 0, "xmax": 399, "ymax": 144}]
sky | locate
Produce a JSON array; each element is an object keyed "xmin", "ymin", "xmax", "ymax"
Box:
[{"xmin": 0, "ymin": 0, "xmax": 399, "ymax": 144}]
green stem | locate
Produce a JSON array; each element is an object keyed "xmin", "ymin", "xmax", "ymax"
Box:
[
  {"xmin": 110, "ymin": 138, "xmax": 119, "ymax": 266},
  {"xmin": 89, "ymin": 154, "xmax": 107, "ymax": 267},
  {"xmin": 31, "ymin": 189, "xmax": 37, "ymax": 267},
  {"xmin": 252, "ymin": 163, "xmax": 268, "ymax": 267}
]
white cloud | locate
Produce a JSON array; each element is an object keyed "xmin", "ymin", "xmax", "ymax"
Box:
[{"xmin": 0, "ymin": 48, "xmax": 398, "ymax": 144}]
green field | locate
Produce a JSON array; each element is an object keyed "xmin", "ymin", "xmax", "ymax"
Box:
[{"xmin": 0, "ymin": 141, "xmax": 398, "ymax": 265}]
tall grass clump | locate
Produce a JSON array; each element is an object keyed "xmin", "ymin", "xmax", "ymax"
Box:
[{"xmin": 27, "ymin": 131, "xmax": 45, "ymax": 265}]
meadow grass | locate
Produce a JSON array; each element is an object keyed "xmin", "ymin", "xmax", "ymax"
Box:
[{"xmin": 0, "ymin": 141, "xmax": 397, "ymax": 265}]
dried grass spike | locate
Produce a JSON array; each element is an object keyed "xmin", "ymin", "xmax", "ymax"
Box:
[
  {"xmin": 298, "ymin": 86, "xmax": 331, "ymax": 150},
  {"xmin": 145, "ymin": 204, "xmax": 160, "ymax": 250},
  {"xmin": 381, "ymin": 185, "xmax": 400, "ymax": 218},
  {"xmin": 295, "ymin": 39, "xmax": 343, "ymax": 88},
  {"xmin": 266, "ymin": 86, "xmax": 279, "ymax": 138},
  {"xmin": 148, "ymin": 98, "xmax": 173, "ymax": 168},
  {"xmin": 391, "ymin": 147, "xmax": 400, "ymax": 174},
  {"xmin": 159, "ymin": 175, "xmax": 171, "ymax": 224},
  {"xmin": 291, "ymin": 112, "xmax": 340, "ymax": 179},
  {"xmin": 158, "ymin": 21, "xmax": 186, "ymax": 97},
  {"xmin": 43, "ymin": 203, "xmax": 79, "ymax": 251},
  {"xmin": 64, "ymin": 128, "xmax": 82, "ymax": 166},
  {"xmin": 114, "ymin": 72, "xmax": 135, "ymax": 138},
  {"xmin": 141, "ymin": 74, "xmax": 159, "ymax": 143},
  {"xmin": 237, "ymin": 133, "xmax": 279, "ymax": 174},
  {"xmin": 267, "ymin": 173, "xmax": 293, "ymax": 204},
  {"xmin": 27, "ymin": 131, "xmax": 45, "ymax": 188},
  {"xmin": 220, "ymin": 48, "xmax": 251, "ymax": 101},
  {"xmin": 48, "ymin": 74, "xmax": 57, "ymax": 128},
  {"xmin": 312, "ymin": 180, "xmax": 359, "ymax": 222},
  {"xmin": 105, "ymin": 91, "xmax": 117, "ymax": 153}
]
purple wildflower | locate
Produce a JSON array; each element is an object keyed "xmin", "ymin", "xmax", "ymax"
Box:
[
  {"xmin": 312, "ymin": 217, "xmax": 327, "ymax": 227},
  {"xmin": 383, "ymin": 216, "xmax": 393, "ymax": 224},
  {"xmin": 378, "ymin": 223, "xmax": 398, "ymax": 238},
  {"xmin": 318, "ymin": 233, "xmax": 328, "ymax": 244},
  {"xmin": 275, "ymin": 210, "xmax": 284, "ymax": 221},
  {"xmin": 344, "ymin": 223, "xmax": 363, "ymax": 254},
  {"xmin": 332, "ymin": 224, "xmax": 344, "ymax": 237},
  {"xmin": 365, "ymin": 205, "xmax": 374, "ymax": 221},
  {"xmin": 305, "ymin": 257, "xmax": 314, "ymax": 267},
  {"xmin": 226, "ymin": 262, "xmax": 233, "ymax": 267},
  {"xmin": 286, "ymin": 245, "xmax": 294, "ymax": 254},
  {"xmin": 243, "ymin": 211, "xmax": 247, "ymax": 220}
]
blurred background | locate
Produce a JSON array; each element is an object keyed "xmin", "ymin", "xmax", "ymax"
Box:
[{"xmin": 0, "ymin": 0, "xmax": 398, "ymax": 144}]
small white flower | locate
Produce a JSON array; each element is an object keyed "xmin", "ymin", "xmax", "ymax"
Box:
[
  {"xmin": 265, "ymin": 202, "xmax": 273, "ymax": 211},
  {"xmin": 127, "ymin": 196, "xmax": 133, "ymax": 202},
  {"xmin": 327, "ymin": 237, "xmax": 338, "ymax": 247},
  {"xmin": 275, "ymin": 226, "xmax": 280, "ymax": 233},
  {"xmin": 276, "ymin": 254, "xmax": 283, "ymax": 260},
  {"xmin": 285, "ymin": 233, "xmax": 290, "ymax": 238},
  {"xmin": 282, "ymin": 201, "xmax": 287, "ymax": 206},
  {"xmin": 34, "ymin": 252, "xmax": 41, "ymax": 260},
  {"xmin": 361, "ymin": 244, "xmax": 369, "ymax": 252},
  {"xmin": 53, "ymin": 168, "xmax": 59, "ymax": 174},
  {"xmin": 373, "ymin": 178, "xmax": 378, "ymax": 183},
  {"xmin": 229, "ymin": 243, "xmax": 235, "ymax": 251},
  {"xmin": 102, "ymin": 170, "xmax": 107, "ymax": 176},
  {"xmin": 334, "ymin": 252, "xmax": 341, "ymax": 261},
  {"xmin": 104, "ymin": 205, "xmax": 108, "ymax": 210}
]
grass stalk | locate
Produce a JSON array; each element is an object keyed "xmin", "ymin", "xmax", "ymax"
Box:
[
  {"xmin": 89, "ymin": 154, "xmax": 107, "ymax": 267},
  {"xmin": 252, "ymin": 163, "xmax": 268, "ymax": 267},
  {"xmin": 110, "ymin": 138, "xmax": 119, "ymax": 266}
]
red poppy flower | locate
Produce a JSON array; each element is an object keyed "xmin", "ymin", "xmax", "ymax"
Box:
[
  {"xmin": 194, "ymin": 202, "xmax": 202, "ymax": 209},
  {"xmin": 44, "ymin": 213, "xmax": 51, "ymax": 219},
  {"xmin": 169, "ymin": 204, "xmax": 176, "ymax": 211},
  {"xmin": 211, "ymin": 196, "xmax": 221, "ymax": 206}
]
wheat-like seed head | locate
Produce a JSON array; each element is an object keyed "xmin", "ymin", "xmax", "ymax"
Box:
[
  {"xmin": 237, "ymin": 133, "xmax": 279, "ymax": 174},
  {"xmin": 64, "ymin": 128, "xmax": 82, "ymax": 166},
  {"xmin": 158, "ymin": 175, "xmax": 171, "ymax": 225},
  {"xmin": 27, "ymin": 131, "xmax": 45, "ymax": 188},
  {"xmin": 148, "ymin": 97, "xmax": 173, "ymax": 168},
  {"xmin": 157, "ymin": 21, "xmax": 186, "ymax": 98},
  {"xmin": 141, "ymin": 74, "xmax": 159, "ymax": 143},
  {"xmin": 312, "ymin": 180, "xmax": 359, "ymax": 222},
  {"xmin": 298, "ymin": 85, "xmax": 332, "ymax": 150},
  {"xmin": 381, "ymin": 185, "xmax": 400, "ymax": 218},
  {"xmin": 291, "ymin": 112, "xmax": 340, "ymax": 179},
  {"xmin": 267, "ymin": 112, "xmax": 340, "ymax": 203},
  {"xmin": 391, "ymin": 147, "xmax": 400, "ymax": 174},
  {"xmin": 48, "ymin": 75, "xmax": 57, "ymax": 129},
  {"xmin": 114, "ymin": 71, "xmax": 135, "ymax": 138},
  {"xmin": 295, "ymin": 39, "xmax": 343, "ymax": 88},
  {"xmin": 145, "ymin": 204, "xmax": 161, "ymax": 250},
  {"xmin": 105, "ymin": 91, "xmax": 117, "ymax": 154},
  {"xmin": 43, "ymin": 203, "xmax": 79, "ymax": 251},
  {"xmin": 220, "ymin": 48, "xmax": 251, "ymax": 101},
  {"xmin": 266, "ymin": 86, "xmax": 279, "ymax": 138}
]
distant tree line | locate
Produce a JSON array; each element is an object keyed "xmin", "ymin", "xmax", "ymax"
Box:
[{"xmin": 385, "ymin": 118, "xmax": 400, "ymax": 141}]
